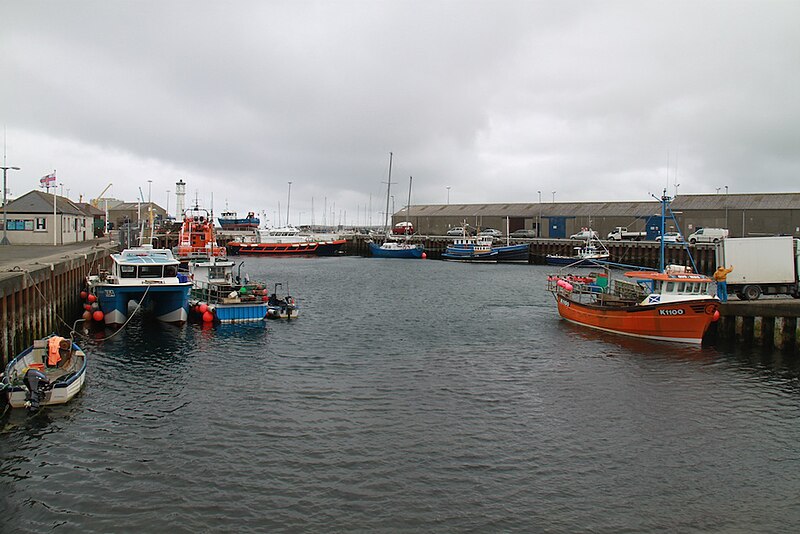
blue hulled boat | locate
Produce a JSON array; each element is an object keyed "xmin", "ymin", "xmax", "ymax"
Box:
[
  {"xmin": 87, "ymin": 245, "xmax": 192, "ymax": 326},
  {"xmin": 217, "ymin": 210, "xmax": 260, "ymax": 231},
  {"xmin": 188, "ymin": 256, "xmax": 271, "ymax": 323},
  {"xmin": 442, "ymin": 236, "xmax": 529, "ymax": 263},
  {"xmin": 368, "ymin": 240, "xmax": 425, "ymax": 259}
]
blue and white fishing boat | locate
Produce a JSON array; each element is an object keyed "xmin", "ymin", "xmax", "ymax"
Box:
[
  {"xmin": 188, "ymin": 256, "xmax": 271, "ymax": 323},
  {"xmin": 218, "ymin": 210, "xmax": 260, "ymax": 230},
  {"xmin": 87, "ymin": 245, "xmax": 192, "ymax": 326},
  {"xmin": 2, "ymin": 333, "xmax": 87, "ymax": 412},
  {"xmin": 442, "ymin": 235, "xmax": 529, "ymax": 263},
  {"xmin": 545, "ymin": 231, "xmax": 610, "ymax": 267}
]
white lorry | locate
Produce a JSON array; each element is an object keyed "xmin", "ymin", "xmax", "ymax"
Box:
[
  {"xmin": 606, "ymin": 227, "xmax": 646, "ymax": 241},
  {"xmin": 714, "ymin": 236, "xmax": 800, "ymax": 300}
]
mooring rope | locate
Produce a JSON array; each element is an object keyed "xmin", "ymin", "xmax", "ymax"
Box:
[{"xmin": 23, "ymin": 270, "xmax": 152, "ymax": 342}]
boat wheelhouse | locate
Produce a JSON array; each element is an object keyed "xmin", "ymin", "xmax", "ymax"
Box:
[
  {"xmin": 87, "ymin": 245, "xmax": 192, "ymax": 326},
  {"xmin": 175, "ymin": 206, "xmax": 226, "ymax": 261}
]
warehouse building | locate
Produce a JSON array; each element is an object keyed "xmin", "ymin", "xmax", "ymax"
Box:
[{"xmin": 396, "ymin": 192, "xmax": 800, "ymax": 239}]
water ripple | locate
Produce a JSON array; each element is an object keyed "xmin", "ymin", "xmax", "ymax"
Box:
[{"xmin": 2, "ymin": 260, "xmax": 800, "ymax": 532}]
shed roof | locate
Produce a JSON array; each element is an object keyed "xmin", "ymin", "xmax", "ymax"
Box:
[
  {"xmin": 406, "ymin": 192, "xmax": 800, "ymax": 217},
  {"xmin": 5, "ymin": 190, "xmax": 88, "ymax": 215}
]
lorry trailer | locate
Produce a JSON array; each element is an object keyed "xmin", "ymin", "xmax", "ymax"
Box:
[{"xmin": 715, "ymin": 236, "xmax": 800, "ymax": 300}]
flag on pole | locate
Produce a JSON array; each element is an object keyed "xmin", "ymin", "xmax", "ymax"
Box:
[{"xmin": 40, "ymin": 172, "xmax": 56, "ymax": 187}]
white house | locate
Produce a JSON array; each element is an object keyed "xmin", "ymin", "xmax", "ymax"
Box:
[{"xmin": 0, "ymin": 190, "xmax": 93, "ymax": 245}]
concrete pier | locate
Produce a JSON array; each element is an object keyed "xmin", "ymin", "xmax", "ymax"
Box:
[
  {"xmin": 0, "ymin": 240, "xmax": 116, "ymax": 365},
  {"xmin": 711, "ymin": 299, "xmax": 800, "ymax": 351},
  {"xmin": 346, "ymin": 235, "xmax": 717, "ymax": 271}
]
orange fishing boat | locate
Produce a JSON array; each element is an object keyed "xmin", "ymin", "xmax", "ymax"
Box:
[
  {"xmin": 548, "ymin": 269, "xmax": 719, "ymax": 344},
  {"xmin": 175, "ymin": 206, "xmax": 226, "ymax": 261},
  {"xmin": 547, "ymin": 191, "xmax": 720, "ymax": 344}
]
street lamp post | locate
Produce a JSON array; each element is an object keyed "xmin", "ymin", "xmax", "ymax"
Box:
[
  {"xmin": 725, "ymin": 185, "xmax": 729, "ymax": 229},
  {"xmin": 1, "ymin": 165, "xmax": 21, "ymax": 245},
  {"xmin": 552, "ymin": 191, "xmax": 556, "ymax": 204},
  {"xmin": 537, "ymin": 190, "xmax": 542, "ymax": 237}
]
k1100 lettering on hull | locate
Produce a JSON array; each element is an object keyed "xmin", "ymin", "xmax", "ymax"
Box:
[{"xmin": 659, "ymin": 308, "xmax": 685, "ymax": 316}]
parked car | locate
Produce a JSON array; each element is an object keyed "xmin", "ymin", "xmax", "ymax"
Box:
[
  {"xmin": 569, "ymin": 229, "xmax": 600, "ymax": 240},
  {"xmin": 446, "ymin": 226, "xmax": 476, "ymax": 236},
  {"xmin": 510, "ymin": 229, "xmax": 537, "ymax": 238},
  {"xmin": 478, "ymin": 228, "xmax": 503, "ymax": 238},
  {"xmin": 687, "ymin": 227, "xmax": 728, "ymax": 244},
  {"xmin": 392, "ymin": 221, "xmax": 414, "ymax": 235},
  {"xmin": 656, "ymin": 232, "xmax": 684, "ymax": 243}
]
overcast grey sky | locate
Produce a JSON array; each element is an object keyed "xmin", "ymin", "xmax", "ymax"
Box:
[{"xmin": 2, "ymin": 0, "xmax": 798, "ymax": 226}]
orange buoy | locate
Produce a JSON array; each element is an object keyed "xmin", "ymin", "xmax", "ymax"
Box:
[
  {"xmin": 87, "ymin": 293, "xmax": 97, "ymax": 303},
  {"xmin": 92, "ymin": 310, "xmax": 104, "ymax": 322},
  {"xmin": 80, "ymin": 291, "xmax": 88, "ymax": 300},
  {"xmin": 82, "ymin": 310, "xmax": 92, "ymax": 321},
  {"xmin": 421, "ymin": 252, "xmax": 427, "ymax": 259},
  {"xmin": 262, "ymin": 296, "xmax": 268, "ymax": 302},
  {"xmin": 198, "ymin": 303, "xmax": 208, "ymax": 314},
  {"xmin": 202, "ymin": 311, "xmax": 214, "ymax": 322},
  {"xmin": 84, "ymin": 304, "xmax": 92, "ymax": 311},
  {"xmin": 712, "ymin": 310, "xmax": 720, "ymax": 322}
]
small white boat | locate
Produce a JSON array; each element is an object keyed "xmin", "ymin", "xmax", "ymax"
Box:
[
  {"xmin": 266, "ymin": 283, "xmax": 300, "ymax": 320},
  {"xmin": 2, "ymin": 334, "xmax": 87, "ymax": 412}
]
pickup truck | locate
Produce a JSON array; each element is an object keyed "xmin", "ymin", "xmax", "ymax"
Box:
[{"xmin": 606, "ymin": 227, "xmax": 646, "ymax": 241}]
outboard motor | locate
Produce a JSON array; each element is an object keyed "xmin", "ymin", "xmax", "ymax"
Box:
[{"xmin": 23, "ymin": 368, "xmax": 52, "ymax": 412}]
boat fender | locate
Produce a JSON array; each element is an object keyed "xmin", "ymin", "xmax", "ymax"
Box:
[{"xmin": 712, "ymin": 310, "xmax": 720, "ymax": 322}]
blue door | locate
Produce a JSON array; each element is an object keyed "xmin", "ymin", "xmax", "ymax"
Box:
[{"xmin": 547, "ymin": 217, "xmax": 567, "ymax": 238}]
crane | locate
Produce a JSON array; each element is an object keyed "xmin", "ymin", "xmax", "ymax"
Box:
[{"xmin": 91, "ymin": 183, "xmax": 113, "ymax": 208}]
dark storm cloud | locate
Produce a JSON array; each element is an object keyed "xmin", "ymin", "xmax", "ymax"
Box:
[{"xmin": 1, "ymin": 0, "xmax": 798, "ymax": 222}]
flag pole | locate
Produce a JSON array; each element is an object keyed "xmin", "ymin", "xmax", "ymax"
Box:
[{"xmin": 52, "ymin": 170, "xmax": 57, "ymax": 246}]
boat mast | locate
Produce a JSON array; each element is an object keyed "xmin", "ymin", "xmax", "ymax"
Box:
[
  {"xmin": 383, "ymin": 152, "xmax": 393, "ymax": 236},
  {"xmin": 405, "ymin": 175, "xmax": 413, "ymax": 242},
  {"xmin": 660, "ymin": 189, "xmax": 667, "ymax": 272}
]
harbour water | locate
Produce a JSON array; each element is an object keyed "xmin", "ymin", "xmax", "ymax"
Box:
[{"xmin": 2, "ymin": 257, "xmax": 800, "ymax": 532}]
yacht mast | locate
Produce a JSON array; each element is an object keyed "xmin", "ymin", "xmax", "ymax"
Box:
[{"xmin": 383, "ymin": 152, "xmax": 393, "ymax": 236}]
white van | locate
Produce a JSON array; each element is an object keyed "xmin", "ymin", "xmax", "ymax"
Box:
[{"xmin": 687, "ymin": 227, "xmax": 729, "ymax": 244}]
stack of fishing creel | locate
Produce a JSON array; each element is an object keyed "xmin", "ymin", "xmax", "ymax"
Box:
[{"xmin": 79, "ymin": 290, "xmax": 104, "ymax": 322}]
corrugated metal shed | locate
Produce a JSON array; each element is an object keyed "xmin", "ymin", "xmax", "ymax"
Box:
[{"xmin": 408, "ymin": 193, "xmax": 800, "ymax": 217}]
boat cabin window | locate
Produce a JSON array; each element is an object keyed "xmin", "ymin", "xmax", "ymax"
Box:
[
  {"xmin": 164, "ymin": 265, "xmax": 177, "ymax": 277},
  {"xmin": 139, "ymin": 265, "xmax": 164, "ymax": 278},
  {"xmin": 666, "ymin": 282, "xmax": 675, "ymax": 293},
  {"xmin": 209, "ymin": 266, "xmax": 227, "ymax": 279},
  {"xmin": 676, "ymin": 282, "xmax": 686, "ymax": 293},
  {"xmin": 653, "ymin": 280, "xmax": 662, "ymax": 293},
  {"xmin": 120, "ymin": 265, "xmax": 136, "ymax": 278}
]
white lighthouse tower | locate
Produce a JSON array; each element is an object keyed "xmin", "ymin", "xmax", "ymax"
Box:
[{"xmin": 175, "ymin": 179, "xmax": 186, "ymax": 218}]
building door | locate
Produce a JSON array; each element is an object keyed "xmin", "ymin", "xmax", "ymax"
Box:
[{"xmin": 547, "ymin": 217, "xmax": 567, "ymax": 238}]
